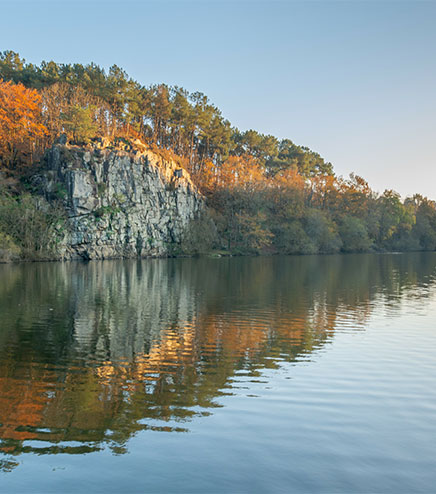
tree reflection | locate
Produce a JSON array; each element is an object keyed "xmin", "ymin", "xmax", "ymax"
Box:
[{"xmin": 0, "ymin": 253, "xmax": 435, "ymax": 460}]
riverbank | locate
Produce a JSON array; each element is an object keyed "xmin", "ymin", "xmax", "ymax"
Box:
[
  {"xmin": 1, "ymin": 139, "xmax": 436, "ymax": 262},
  {"xmin": 2, "ymin": 53, "xmax": 436, "ymax": 263},
  {"xmin": 0, "ymin": 244, "xmax": 430, "ymax": 265}
]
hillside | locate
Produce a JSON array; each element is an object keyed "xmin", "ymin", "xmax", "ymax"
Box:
[{"xmin": 1, "ymin": 50, "xmax": 436, "ymax": 260}]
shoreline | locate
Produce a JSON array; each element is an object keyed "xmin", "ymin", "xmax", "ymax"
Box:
[{"xmin": 1, "ymin": 249, "xmax": 432, "ymax": 265}]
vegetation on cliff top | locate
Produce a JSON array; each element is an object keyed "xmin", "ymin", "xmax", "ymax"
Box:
[{"xmin": 1, "ymin": 49, "xmax": 436, "ymax": 259}]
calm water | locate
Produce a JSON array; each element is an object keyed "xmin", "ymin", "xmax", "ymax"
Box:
[{"xmin": 0, "ymin": 253, "xmax": 436, "ymax": 493}]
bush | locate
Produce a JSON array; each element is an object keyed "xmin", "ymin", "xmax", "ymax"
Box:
[
  {"xmin": 339, "ymin": 216, "xmax": 372, "ymax": 252},
  {"xmin": 272, "ymin": 220, "xmax": 316, "ymax": 254},
  {"xmin": 180, "ymin": 212, "xmax": 218, "ymax": 255},
  {"xmin": 233, "ymin": 211, "xmax": 273, "ymax": 254},
  {"xmin": 0, "ymin": 231, "xmax": 21, "ymax": 262},
  {"xmin": 390, "ymin": 233, "xmax": 420, "ymax": 252},
  {"xmin": 413, "ymin": 215, "xmax": 436, "ymax": 251},
  {"xmin": 304, "ymin": 209, "xmax": 342, "ymax": 253},
  {"xmin": 0, "ymin": 193, "xmax": 66, "ymax": 259}
]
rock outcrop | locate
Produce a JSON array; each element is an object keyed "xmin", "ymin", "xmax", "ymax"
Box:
[{"xmin": 41, "ymin": 141, "xmax": 204, "ymax": 260}]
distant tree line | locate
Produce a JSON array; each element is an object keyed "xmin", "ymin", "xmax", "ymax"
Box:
[{"xmin": 1, "ymin": 50, "xmax": 436, "ymax": 258}]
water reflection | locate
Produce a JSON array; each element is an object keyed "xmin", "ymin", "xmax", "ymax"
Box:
[{"xmin": 0, "ymin": 253, "xmax": 435, "ymax": 460}]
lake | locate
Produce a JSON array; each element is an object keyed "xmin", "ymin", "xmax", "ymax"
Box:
[{"xmin": 0, "ymin": 253, "xmax": 436, "ymax": 493}]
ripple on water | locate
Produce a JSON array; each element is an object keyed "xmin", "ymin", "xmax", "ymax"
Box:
[{"xmin": 0, "ymin": 253, "xmax": 435, "ymax": 492}]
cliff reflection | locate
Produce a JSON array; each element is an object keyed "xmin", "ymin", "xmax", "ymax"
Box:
[{"xmin": 0, "ymin": 253, "xmax": 435, "ymax": 458}]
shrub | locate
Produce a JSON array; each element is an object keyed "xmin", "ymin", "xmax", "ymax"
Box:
[
  {"xmin": 0, "ymin": 192, "xmax": 66, "ymax": 259},
  {"xmin": 272, "ymin": 220, "xmax": 316, "ymax": 254},
  {"xmin": 304, "ymin": 209, "xmax": 342, "ymax": 253},
  {"xmin": 339, "ymin": 216, "xmax": 373, "ymax": 252},
  {"xmin": 0, "ymin": 231, "xmax": 20, "ymax": 262},
  {"xmin": 180, "ymin": 212, "xmax": 218, "ymax": 255}
]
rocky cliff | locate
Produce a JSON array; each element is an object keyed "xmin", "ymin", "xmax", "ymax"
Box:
[{"xmin": 41, "ymin": 141, "xmax": 204, "ymax": 260}]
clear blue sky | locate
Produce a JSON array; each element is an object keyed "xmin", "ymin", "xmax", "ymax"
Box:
[{"xmin": 1, "ymin": 0, "xmax": 435, "ymax": 199}]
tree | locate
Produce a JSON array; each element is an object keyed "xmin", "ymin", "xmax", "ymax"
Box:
[
  {"xmin": 0, "ymin": 51, "xmax": 25, "ymax": 83},
  {"xmin": 304, "ymin": 209, "xmax": 342, "ymax": 253},
  {"xmin": 376, "ymin": 190, "xmax": 414, "ymax": 247},
  {"xmin": 0, "ymin": 79, "xmax": 47, "ymax": 168},
  {"xmin": 339, "ymin": 216, "xmax": 372, "ymax": 252},
  {"xmin": 408, "ymin": 195, "xmax": 436, "ymax": 250},
  {"xmin": 267, "ymin": 139, "xmax": 333, "ymax": 177},
  {"xmin": 61, "ymin": 105, "xmax": 97, "ymax": 143}
]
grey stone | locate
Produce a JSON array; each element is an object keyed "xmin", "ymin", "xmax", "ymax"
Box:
[{"xmin": 40, "ymin": 143, "xmax": 204, "ymax": 260}]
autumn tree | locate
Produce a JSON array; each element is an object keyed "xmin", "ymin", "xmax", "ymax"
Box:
[{"xmin": 0, "ymin": 79, "xmax": 47, "ymax": 169}]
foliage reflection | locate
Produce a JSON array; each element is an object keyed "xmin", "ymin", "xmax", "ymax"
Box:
[{"xmin": 0, "ymin": 253, "xmax": 435, "ymax": 460}]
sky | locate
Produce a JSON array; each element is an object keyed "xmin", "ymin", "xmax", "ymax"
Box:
[{"xmin": 1, "ymin": 0, "xmax": 435, "ymax": 199}]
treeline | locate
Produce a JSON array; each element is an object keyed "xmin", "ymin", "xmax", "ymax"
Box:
[
  {"xmin": 0, "ymin": 50, "xmax": 331, "ymax": 178},
  {"xmin": 1, "ymin": 49, "xmax": 436, "ymax": 258},
  {"xmin": 202, "ymin": 176, "xmax": 436, "ymax": 255}
]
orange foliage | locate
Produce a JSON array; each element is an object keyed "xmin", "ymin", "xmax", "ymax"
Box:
[
  {"xmin": 0, "ymin": 79, "xmax": 47, "ymax": 168},
  {"xmin": 309, "ymin": 174, "xmax": 338, "ymax": 209},
  {"xmin": 218, "ymin": 155, "xmax": 266, "ymax": 189},
  {"xmin": 271, "ymin": 167, "xmax": 306, "ymax": 190},
  {"xmin": 194, "ymin": 155, "xmax": 268, "ymax": 193}
]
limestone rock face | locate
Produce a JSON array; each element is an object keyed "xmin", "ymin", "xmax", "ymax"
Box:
[{"xmin": 42, "ymin": 143, "xmax": 204, "ymax": 260}]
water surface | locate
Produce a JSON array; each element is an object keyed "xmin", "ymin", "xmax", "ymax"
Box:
[{"xmin": 1, "ymin": 253, "xmax": 436, "ymax": 492}]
